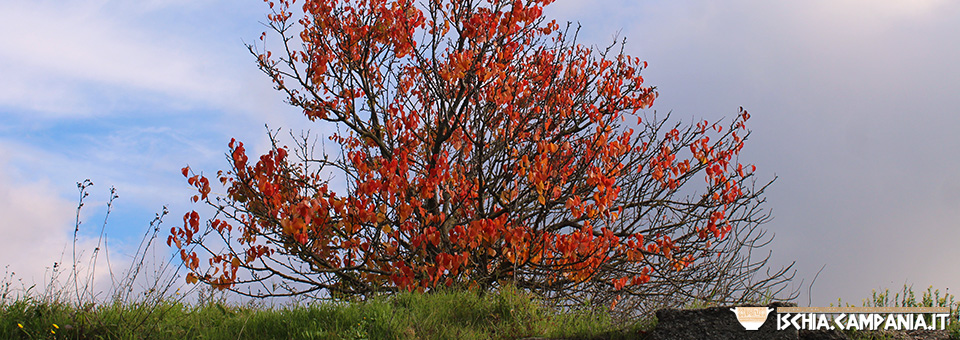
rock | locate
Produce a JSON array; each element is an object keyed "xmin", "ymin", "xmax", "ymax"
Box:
[
  {"xmin": 849, "ymin": 329, "xmax": 953, "ymax": 340},
  {"xmin": 799, "ymin": 329, "xmax": 850, "ymax": 340},
  {"xmin": 649, "ymin": 302, "xmax": 798, "ymax": 340},
  {"xmin": 900, "ymin": 329, "xmax": 953, "ymax": 340}
]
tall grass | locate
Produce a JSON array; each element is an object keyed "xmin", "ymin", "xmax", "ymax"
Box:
[
  {"xmin": 0, "ymin": 181, "xmax": 646, "ymax": 339},
  {"xmin": 829, "ymin": 285, "xmax": 960, "ymax": 340},
  {"xmin": 1, "ymin": 180, "xmax": 199, "ymax": 338},
  {"xmin": 14, "ymin": 180, "xmax": 959, "ymax": 339},
  {"xmin": 3, "ymin": 285, "xmax": 645, "ymax": 339}
]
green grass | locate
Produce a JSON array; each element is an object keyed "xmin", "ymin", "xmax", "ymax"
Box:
[
  {"xmin": 0, "ymin": 182, "xmax": 650, "ymax": 340},
  {"xmin": 1, "ymin": 285, "xmax": 647, "ymax": 340},
  {"xmin": 9, "ymin": 285, "xmax": 960, "ymax": 339},
  {"xmin": 6, "ymin": 182, "xmax": 959, "ymax": 339},
  {"xmin": 831, "ymin": 285, "xmax": 960, "ymax": 340}
]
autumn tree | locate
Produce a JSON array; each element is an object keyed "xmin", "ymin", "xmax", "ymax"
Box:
[{"xmin": 172, "ymin": 0, "xmax": 793, "ymax": 313}]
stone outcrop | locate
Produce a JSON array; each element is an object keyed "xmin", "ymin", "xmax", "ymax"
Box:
[
  {"xmin": 798, "ymin": 329, "xmax": 850, "ymax": 340},
  {"xmin": 525, "ymin": 303, "xmax": 953, "ymax": 340},
  {"xmin": 649, "ymin": 302, "xmax": 798, "ymax": 340}
]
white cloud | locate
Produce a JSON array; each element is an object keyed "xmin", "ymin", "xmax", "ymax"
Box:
[
  {"xmin": 0, "ymin": 0, "xmax": 300, "ymax": 222},
  {"xmin": 5, "ymin": 0, "xmax": 956, "ymax": 307},
  {"xmin": 0, "ymin": 154, "xmax": 124, "ymax": 299},
  {"xmin": 0, "ymin": 0, "xmax": 247, "ymax": 117},
  {"xmin": 0, "ymin": 134, "xmax": 207, "ymax": 301}
]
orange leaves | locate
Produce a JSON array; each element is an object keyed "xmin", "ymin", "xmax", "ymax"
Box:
[
  {"xmin": 183, "ymin": 167, "xmax": 211, "ymax": 202},
  {"xmin": 439, "ymin": 50, "xmax": 476, "ymax": 82},
  {"xmin": 565, "ymin": 196, "xmax": 584, "ymax": 218},
  {"xmin": 676, "ymin": 159, "xmax": 691, "ymax": 175},
  {"xmin": 245, "ymin": 245, "xmax": 272, "ymax": 264},
  {"xmin": 652, "ymin": 168, "xmax": 664, "ymax": 182},
  {"xmin": 167, "ymin": 0, "xmax": 772, "ymax": 300},
  {"xmin": 185, "ymin": 272, "xmax": 200, "ymax": 285},
  {"xmin": 666, "ymin": 128, "xmax": 680, "ymax": 142},
  {"xmin": 737, "ymin": 107, "xmax": 751, "ymax": 128},
  {"xmin": 169, "ymin": 211, "xmax": 202, "ymax": 249},
  {"xmin": 433, "ymin": 252, "xmax": 467, "ymax": 277},
  {"xmin": 631, "ymin": 269, "xmax": 651, "ymax": 286},
  {"xmin": 185, "ymin": 211, "xmax": 200, "ymax": 233},
  {"xmin": 612, "ymin": 277, "xmax": 628, "ymax": 291},
  {"xmin": 424, "ymin": 227, "xmax": 441, "ymax": 247},
  {"xmin": 700, "ymin": 210, "xmax": 730, "ymax": 240},
  {"xmin": 229, "ymin": 139, "xmax": 249, "ymax": 169},
  {"xmin": 180, "ymin": 249, "xmax": 199, "ymax": 272}
]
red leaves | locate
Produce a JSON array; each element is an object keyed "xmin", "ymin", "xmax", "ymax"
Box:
[
  {"xmin": 180, "ymin": 249, "xmax": 199, "ymax": 271},
  {"xmin": 185, "ymin": 272, "xmax": 199, "ymax": 284},
  {"xmin": 187, "ymin": 211, "xmax": 200, "ymax": 231},
  {"xmin": 631, "ymin": 270, "xmax": 651, "ymax": 286},
  {"xmin": 565, "ymin": 196, "xmax": 584, "ymax": 218},
  {"xmin": 612, "ymin": 277, "xmax": 628, "ymax": 291},
  {"xmin": 182, "ymin": 167, "xmax": 210, "ymax": 202},
  {"xmin": 168, "ymin": 0, "xmax": 766, "ymax": 299}
]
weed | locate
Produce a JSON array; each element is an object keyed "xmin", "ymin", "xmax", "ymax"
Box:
[
  {"xmin": 832, "ymin": 285, "xmax": 960, "ymax": 340},
  {"xmin": 1, "ymin": 180, "xmax": 651, "ymax": 339}
]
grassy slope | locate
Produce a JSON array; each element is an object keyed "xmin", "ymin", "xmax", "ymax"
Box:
[
  {"xmin": 4, "ymin": 281, "xmax": 960, "ymax": 339},
  {"xmin": 3, "ymin": 187, "xmax": 956, "ymax": 339},
  {"xmin": 2, "ymin": 286, "xmax": 646, "ymax": 340}
]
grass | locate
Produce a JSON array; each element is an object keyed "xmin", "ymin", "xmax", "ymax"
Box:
[
  {"xmin": 0, "ymin": 181, "xmax": 649, "ymax": 339},
  {"xmin": 1, "ymin": 285, "xmax": 647, "ymax": 339},
  {"xmin": 830, "ymin": 285, "xmax": 960, "ymax": 340},
  {"xmin": 4, "ymin": 181, "xmax": 960, "ymax": 339},
  {"xmin": 6, "ymin": 284, "xmax": 960, "ymax": 340}
]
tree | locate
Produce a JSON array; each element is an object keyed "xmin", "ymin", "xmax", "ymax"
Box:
[{"xmin": 171, "ymin": 0, "xmax": 794, "ymax": 312}]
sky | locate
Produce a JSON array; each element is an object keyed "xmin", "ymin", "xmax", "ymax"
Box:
[{"xmin": 1, "ymin": 0, "xmax": 958, "ymax": 307}]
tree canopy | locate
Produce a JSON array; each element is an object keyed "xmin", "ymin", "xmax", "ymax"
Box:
[{"xmin": 171, "ymin": 0, "xmax": 793, "ymax": 313}]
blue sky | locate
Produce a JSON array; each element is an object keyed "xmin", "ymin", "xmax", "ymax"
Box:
[{"xmin": 1, "ymin": 0, "xmax": 958, "ymax": 307}]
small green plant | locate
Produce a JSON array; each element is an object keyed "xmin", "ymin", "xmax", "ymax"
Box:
[
  {"xmin": 833, "ymin": 285, "xmax": 960, "ymax": 340},
  {"xmin": 864, "ymin": 285, "xmax": 956, "ymax": 310},
  {"xmin": 1, "ymin": 180, "xmax": 652, "ymax": 339}
]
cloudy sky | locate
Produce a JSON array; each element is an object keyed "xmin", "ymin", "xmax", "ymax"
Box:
[{"xmin": 1, "ymin": 0, "xmax": 958, "ymax": 307}]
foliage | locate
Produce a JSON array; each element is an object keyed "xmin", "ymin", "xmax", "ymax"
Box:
[
  {"xmin": 1, "ymin": 181, "xmax": 635, "ymax": 339},
  {"xmin": 0, "ymin": 181, "xmax": 208, "ymax": 339},
  {"xmin": 832, "ymin": 285, "xmax": 960, "ymax": 340},
  {"xmin": 1, "ymin": 284, "xmax": 644, "ymax": 340},
  {"xmin": 831, "ymin": 284, "xmax": 959, "ymax": 312},
  {"xmin": 172, "ymin": 0, "xmax": 793, "ymax": 312}
]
